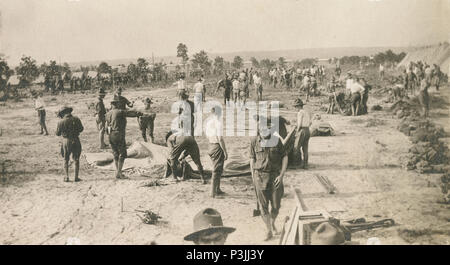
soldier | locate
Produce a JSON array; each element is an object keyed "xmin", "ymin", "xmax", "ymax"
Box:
[
  {"xmin": 137, "ymin": 97, "xmax": 156, "ymax": 143},
  {"xmin": 205, "ymin": 105, "xmax": 228, "ymax": 197},
  {"xmin": 418, "ymin": 77, "xmax": 431, "ymax": 117},
  {"xmin": 253, "ymin": 71, "xmax": 263, "ymax": 101},
  {"xmin": 165, "ymin": 130, "xmax": 206, "ymax": 184},
  {"xmin": 115, "ymin": 87, "xmax": 133, "ymax": 110},
  {"xmin": 250, "ymin": 125, "xmax": 288, "ymax": 241},
  {"xmin": 350, "ymin": 78, "xmax": 365, "ymax": 116},
  {"xmin": 232, "ymin": 75, "xmax": 240, "ymax": 105},
  {"xmin": 174, "ymin": 73, "xmax": 187, "ymax": 96},
  {"xmin": 106, "ymin": 95, "xmax": 143, "ymax": 179},
  {"xmin": 95, "ymin": 88, "xmax": 107, "ymax": 149},
  {"xmin": 56, "ymin": 106, "xmax": 84, "ymax": 182},
  {"xmin": 293, "ymin": 98, "xmax": 312, "ymax": 168},
  {"xmin": 33, "ymin": 92, "xmax": 49, "ymax": 135}
]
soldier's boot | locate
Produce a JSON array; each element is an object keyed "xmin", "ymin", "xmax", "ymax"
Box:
[
  {"xmin": 113, "ymin": 158, "xmax": 119, "ymax": 179},
  {"xmin": 99, "ymin": 130, "xmax": 106, "ymax": 149},
  {"xmin": 117, "ymin": 158, "xmax": 126, "ymax": 179},
  {"xmin": 64, "ymin": 161, "xmax": 69, "ymax": 182},
  {"xmin": 216, "ymin": 177, "xmax": 225, "ymax": 195},
  {"xmin": 210, "ymin": 174, "xmax": 218, "ymax": 198},
  {"xmin": 198, "ymin": 165, "xmax": 207, "ymax": 185},
  {"xmin": 262, "ymin": 215, "xmax": 273, "ymax": 241},
  {"xmin": 74, "ymin": 160, "xmax": 81, "ymax": 182},
  {"xmin": 43, "ymin": 123, "xmax": 49, "ymax": 136}
]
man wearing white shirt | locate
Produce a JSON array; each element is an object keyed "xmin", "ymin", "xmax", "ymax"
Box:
[
  {"xmin": 33, "ymin": 92, "xmax": 49, "ymax": 135},
  {"xmin": 232, "ymin": 77, "xmax": 240, "ymax": 104},
  {"xmin": 294, "ymin": 98, "xmax": 312, "ymax": 169},
  {"xmin": 174, "ymin": 74, "xmax": 187, "ymax": 96},
  {"xmin": 350, "ymin": 78, "xmax": 365, "ymax": 116},
  {"xmin": 205, "ymin": 106, "xmax": 228, "ymax": 197},
  {"xmin": 253, "ymin": 72, "xmax": 263, "ymax": 101}
]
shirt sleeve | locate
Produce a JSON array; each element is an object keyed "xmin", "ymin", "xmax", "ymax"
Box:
[
  {"xmin": 125, "ymin": 110, "xmax": 142, "ymax": 117},
  {"xmin": 77, "ymin": 118, "xmax": 84, "ymax": 134},
  {"xmin": 56, "ymin": 121, "xmax": 62, "ymax": 136}
]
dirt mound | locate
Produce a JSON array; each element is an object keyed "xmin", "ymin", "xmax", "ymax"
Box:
[{"xmin": 397, "ymin": 43, "xmax": 450, "ymax": 76}]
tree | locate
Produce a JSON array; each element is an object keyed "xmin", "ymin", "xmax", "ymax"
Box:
[
  {"xmin": 250, "ymin": 57, "xmax": 260, "ymax": 68},
  {"xmin": 213, "ymin": 56, "xmax": 225, "ymax": 74},
  {"xmin": 127, "ymin": 63, "xmax": 138, "ymax": 82},
  {"xmin": 191, "ymin": 50, "xmax": 211, "ymax": 74},
  {"xmin": 277, "ymin": 57, "xmax": 286, "ymax": 68},
  {"xmin": 177, "ymin": 43, "xmax": 189, "ymax": 65},
  {"xmin": 260, "ymin": 58, "xmax": 276, "ymax": 70},
  {"xmin": 97, "ymin": 62, "xmax": 112, "ymax": 74},
  {"xmin": 232, "ymin": 56, "xmax": 243, "ymax": 69},
  {"xmin": 0, "ymin": 57, "xmax": 13, "ymax": 91},
  {"xmin": 137, "ymin": 58, "xmax": 150, "ymax": 82},
  {"xmin": 15, "ymin": 55, "xmax": 39, "ymax": 84}
]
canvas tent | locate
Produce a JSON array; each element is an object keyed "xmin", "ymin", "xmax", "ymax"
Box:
[
  {"xmin": 7, "ymin": 75, "xmax": 21, "ymax": 86},
  {"xmin": 71, "ymin": 72, "xmax": 84, "ymax": 79},
  {"xmin": 397, "ymin": 43, "xmax": 450, "ymax": 76},
  {"xmin": 87, "ymin": 71, "xmax": 98, "ymax": 79}
]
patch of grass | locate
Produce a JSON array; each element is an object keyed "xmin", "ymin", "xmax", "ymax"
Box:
[
  {"xmin": 397, "ymin": 228, "xmax": 450, "ymax": 243},
  {"xmin": 366, "ymin": 118, "xmax": 387, "ymax": 127}
]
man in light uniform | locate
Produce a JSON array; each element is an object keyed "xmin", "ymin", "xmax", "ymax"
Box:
[{"xmin": 350, "ymin": 78, "xmax": 365, "ymax": 116}]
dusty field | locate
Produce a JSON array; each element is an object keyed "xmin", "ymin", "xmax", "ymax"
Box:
[{"xmin": 0, "ymin": 79, "xmax": 449, "ymax": 245}]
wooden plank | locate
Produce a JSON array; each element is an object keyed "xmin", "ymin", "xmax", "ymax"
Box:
[
  {"xmin": 293, "ymin": 187, "xmax": 308, "ymax": 211},
  {"xmin": 285, "ymin": 207, "xmax": 301, "ymax": 245},
  {"xmin": 281, "ymin": 206, "xmax": 298, "ymax": 245}
]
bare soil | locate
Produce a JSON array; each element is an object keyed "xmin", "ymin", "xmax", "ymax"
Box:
[{"xmin": 0, "ymin": 80, "xmax": 449, "ymax": 245}]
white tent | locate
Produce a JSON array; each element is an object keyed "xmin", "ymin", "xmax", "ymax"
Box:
[
  {"xmin": 87, "ymin": 71, "xmax": 98, "ymax": 78},
  {"xmin": 7, "ymin": 75, "xmax": 21, "ymax": 86},
  {"xmin": 71, "ymin": 72, "xmax": 84, "ymax": 79}
]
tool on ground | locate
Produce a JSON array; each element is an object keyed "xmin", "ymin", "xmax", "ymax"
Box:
[
  {"xmin": 315, "ymin": 174, "xmax": 338, "ymax": 194},
  {"xmin": 343, "ymin": 218, "xmax": 395, "ymax": 232},
  {"xmin": 135, "ymin": 210, "xmax": 162, "ymax": 225}
]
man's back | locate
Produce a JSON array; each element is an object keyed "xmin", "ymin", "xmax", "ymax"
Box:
[{"xmin": 56, "ymin": 114, "xmax": 84, "ymax": 138}]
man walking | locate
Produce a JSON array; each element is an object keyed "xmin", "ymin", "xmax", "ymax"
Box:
[
  {"xmin": 95, "ymin": 88, "xmax": 107, "ymax": 149},
  {"xmin": 250, "ymin": 126, "xmax": 288, "ymax": 241},
  {"xmin": 106, "ymin": 95, "xmax": 143, "ymax": 179},
  {"xmin": 418, "ymin": 77, "xmax": 431, "ymax": 117},
  {"xmin": 294, "ymin": 98, "xmax": 311, "ymax": 169},
  {"xmin": 56, "ymin": 106, "xmax": 84, "ymax": 182}
]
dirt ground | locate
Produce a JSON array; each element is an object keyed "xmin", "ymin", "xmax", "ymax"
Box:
[{"xmin": 0, "ymin": 79, "xmax": 449, "ymax": 245}]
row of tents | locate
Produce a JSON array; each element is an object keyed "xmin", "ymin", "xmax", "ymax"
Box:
[{"xmin": 5, "ymin": 71, "xmax": 113, "ymax": 87}]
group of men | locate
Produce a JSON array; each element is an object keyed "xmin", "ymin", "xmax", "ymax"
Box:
[
  {"xmin": 215, "ymin": 70, "xmax": 264, "ymax": 106},
  {"xmin": 268, "ymin": 65, "xmax": 326, "ymax": 90},
  {"xmin": 33, "ymin": 86, "xmax": 157, "ymax": 182}
]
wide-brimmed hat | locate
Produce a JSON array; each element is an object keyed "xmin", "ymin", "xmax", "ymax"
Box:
[
  {"xmin": 57, "ymin": 105, "xmax": 73, "ymax": 117},
  {"xmin": 294, "ymin": 98, "xmax": 304, "ymax": 107},
  {"xmin": 311, "ymin": 222, "xmax": 359, "ymax": 245},
  {"xmin": 184, "ymin": 208, "xmax": 236, "ymax": 241},
  {"xmin": 144, "ymin": 97, "xmax": 153, "ymax": 104}
]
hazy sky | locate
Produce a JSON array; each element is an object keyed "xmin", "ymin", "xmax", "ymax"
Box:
[{"xmin": 1, "ymin": 0, "xmax": 449, "ymax": 65}]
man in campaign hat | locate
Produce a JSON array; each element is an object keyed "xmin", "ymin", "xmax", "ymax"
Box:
[
  {"xmin": 95, "ymin": 88, "xmax": 107, "ymax": 149},
  {"xmin": 137, "ymin": 97, "xmax": 156, "ymax": 143},
  {"xmin": 311, "ymin": 222, "xmax": 359, "ymax": 245},
  {"xmin": 56, "ymin": 105, "xmax": 84, "ymax": 182},
  {"xmin": 106, "ymin": 95, "xmax": 143, "ymax": 179},
  {"xmin": 184, "ymin": 208, "xmax": 235, "ymax": 245}
]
